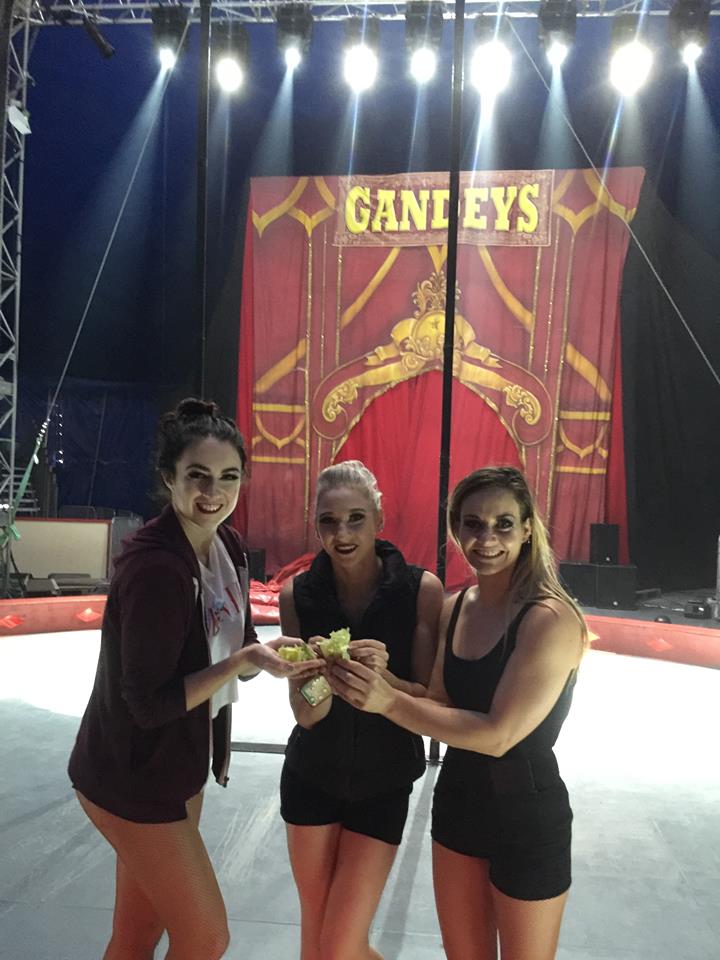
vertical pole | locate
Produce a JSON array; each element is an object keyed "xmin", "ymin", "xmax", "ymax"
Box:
[
  {"xmin": 0, "ymin": 0, "xmax": 12, "ymax": 135},
  {"xmin": 196, "ymin": 0, "xmax": 212, "ymax": 398},
  {"xmin": 0, "ymin": 0, "xmax": 12, "ymax": 595},
  {"xmin": 0, "ymin": 5, "xmax": 28, "ymax": 597},
  {"xmin": 430, "ymin": 0, "xmax": 465, "ymax": 766},
  {"xmin": 435, "ymin": 0, "xmax": 465, "ymax": 588},
  {"xmin": 714, "ymin": 533, "xmax": 720, "ymax": 620}
]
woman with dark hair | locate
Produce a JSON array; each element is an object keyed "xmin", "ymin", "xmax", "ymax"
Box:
[
  {"xmin": 279, "ymin": 460, "xmax": 444, "ymax": 960},
  {"xmin": 330, "ymin": 466, "xmax": 586, "ymax": 960},
  {"xmin": 68, "ymin": 398, "xmax": 321, "ymax": 960}
]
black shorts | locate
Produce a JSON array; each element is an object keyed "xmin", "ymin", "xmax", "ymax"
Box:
[
  {"xmin": 431, "ymin": 755, "xmax": 573, "ymax": 901},
  {"xmin": 280, "ymin": 762, "xmax": 412, "ymax": 846}
]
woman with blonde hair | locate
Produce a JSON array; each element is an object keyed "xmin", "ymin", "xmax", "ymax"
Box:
[
  {"xmin": 279, "ymin": 459, "xmax": 444, "ymax": 960},
  {"xmin": 330, "ymin": 466, "xmax": 586, "ymax": 960}
]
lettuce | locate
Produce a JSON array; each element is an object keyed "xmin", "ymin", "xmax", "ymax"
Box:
[
  {"xmin": 278, "ymin": 642, "xmax": 317, "ymax": 662},
  {"xmin": 316, "ymin": 627, "xmax": 351, "ymax": 660}
]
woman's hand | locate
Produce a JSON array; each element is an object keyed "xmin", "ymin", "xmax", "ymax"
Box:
[
  {"xmin": 328, "ymin": 659, "xmax": 397, "ymax": 715},
  {"xmin": 348, "ymin": 638, "xmax": 389, "ymax": 674},
  {"xmin": 241, "ymin": 638, "xmax": 323, "ymax": 680}
]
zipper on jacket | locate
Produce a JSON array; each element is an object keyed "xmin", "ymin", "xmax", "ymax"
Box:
[
  {"xmin": 195, "ymin": 575, "xmax": 215, "ymax": 776},
  {"xmin": 219, "ymin": 709, "xmax": 232, "ymax": 786},
  {"xmin": 216, "ymin": 549, "xmax": 250, "ymax": 785}
]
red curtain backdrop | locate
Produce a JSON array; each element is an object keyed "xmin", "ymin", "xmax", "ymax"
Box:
[{"xmin": 237, "ymin": 169, "xmax": 645, "ymax": 579}]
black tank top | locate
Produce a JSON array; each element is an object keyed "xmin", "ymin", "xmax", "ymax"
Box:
[
  {"xmin": 443, "ymin": 589, "xmax": 576, "ymax": 760},
  {"xmin": 284, "ymin": 540, "xmax": 427, "ymax": 801}
]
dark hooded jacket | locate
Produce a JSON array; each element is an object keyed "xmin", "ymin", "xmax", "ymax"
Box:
[{"xmin": 68, "ymin": 505, "xmax": 256, "ymax": 823}]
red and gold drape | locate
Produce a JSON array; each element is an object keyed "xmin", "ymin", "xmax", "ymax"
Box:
[{"xmin": 237, "ymin": 169, "xmax": 645, "ymax": 587}]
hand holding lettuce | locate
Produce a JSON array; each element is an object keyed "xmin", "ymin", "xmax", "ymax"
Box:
[{"xmin": 280, "ymin": 628, "xmax": 351, "ymax": 707}]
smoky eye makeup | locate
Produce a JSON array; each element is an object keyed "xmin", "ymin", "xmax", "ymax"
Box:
[
  {"xmin": 317, "ymin": 511, "xmax": 367, "ymax": 526},
  {"xmin": 461, "ymin": 514, "xmax": 517, "ymax": 530}
]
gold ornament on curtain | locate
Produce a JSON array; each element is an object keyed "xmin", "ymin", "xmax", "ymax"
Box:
[{"xmin": 312, "ymin": 271, "xmax": 553, "ymax": 446}]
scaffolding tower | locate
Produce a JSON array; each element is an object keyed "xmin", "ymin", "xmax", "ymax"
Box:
[{"xmin": 0, "ymin": 2, "xmax": 30, "ymax": 583}]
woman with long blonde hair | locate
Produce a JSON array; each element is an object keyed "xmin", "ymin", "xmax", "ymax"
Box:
[{"xmin": 330, "ymin": 466, "xmax": 586, "ymax": 960}]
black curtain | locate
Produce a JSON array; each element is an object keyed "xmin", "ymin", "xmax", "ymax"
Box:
[{"xmin": 621, "ymin": 180, "xmax": 720, "ymax": 590}]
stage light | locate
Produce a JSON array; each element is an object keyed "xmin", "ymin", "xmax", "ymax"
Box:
[
  {"xmin": 669, "ymin": 0, "xmax": 709, "ymax": 67},
  {"xmin": 405, "ymin": 1, "xmax": 444, "ymax": 85},
  {"xmin": 7, "ymin": 100, "xmax": 31, "ymax": 136},
  {"xmin": 610, "ymin": 41, "xmax": 653, "ymax": 95},
  {"xmin": 82, "ymin": 16, "xmax": 115, "ymax": 59},
  {"xmin": 682, "ymin": 41, "xmax": 703, "ymax": 66},
  {"xmin": 277, "ymin": 3, "xmax": 313, "ymax": 70},
  {"xmin": 343, "ymin": 17, "xmax": 380, "ymax": 93},
  {"xmin": 213, "ymin": 21, "xmax": 249, "ymax": 93},
  {"xmin": 547, "ymin": 41, "xmax": 568, "ymax": 68},
  {"xmin": 610, "ymin": 15, "xmax": 653, "ymax": 95},
  {"xmin": 470, "ymin": 16, "xmax": 512, "ymax": 97},
  {"xmin": 285, "ymin": 46, "xmax": 302, "ymax": 70},
  {"xmin": 152, "ymin": 6, "xmax": 188, "ymax": 72},
  {"xmin": 538, "ymin": 0, "xmax": 576, "ymax": 69},
  {"xmin": 216, "ymin": 57, "xmax": 243, "ymax": 92},
  {"xmin": 410, "ymin": 47, "xmax": 437, "ymax": 84},
  {"xmin": 158, "ymin": 47, "xmax": 176, "ymax": 71}
]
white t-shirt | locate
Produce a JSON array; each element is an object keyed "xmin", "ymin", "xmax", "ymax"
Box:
[{"xmin": 199, "ymin": 535, "xmax": 249, "ymax": 719}]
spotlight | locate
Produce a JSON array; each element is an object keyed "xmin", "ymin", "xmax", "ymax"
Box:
[
  {"xmin": 547, "ymin": 41, "xmax": 568, "ymax": 68},
  {"xmin": 538, "ymin": 0, "xmax": 576, "ymax": 69},
  {"xmin": 152, "ymin": 5, "xmax": 188, "ymax": 72},
  {"xmin": 7, "ymin": 100, "xmax": 30, "ymax": 136},
  {"xmin": 343, "ymin": 17, "xmax": 380, "ymax": 93},
  {"xmin": 285, "ymin": 46, "xmax": 302, "ymax": 71},
  {"xmin": 276, "ymin": 3, "xmax": 313, "ymax": 70},
  {"xmin": 82, "ymin": 16, "xmax": 115, "ymax": 59},
  {"xmin": 669, "ymin": 0, "xmax": 709, "ymax": 67},
  {"xmin": 405, "ymin": 1, "xmax": 444, "ymax": 85},
  {"xmin": 158, "ymin": 48, "xmax": 176, "ymax": 71},
  {"xmin": 470, "ymin": 15, "xmax": 512, "ymax": 97},
  {"xmin": 216, "ymin": 57, "xmax": 242, "ymax": 93},
  {"xmin": 410, "ymin": 48, "xmax": 436, "ymax": 83},
  {"xmin": 681, "ymin": 41, "xmax": 703, "ymax": 66},
  {"xmin": 213, "ymin": 21, "xmax": 249, "ymax": 93},
  {"xmin": 610, "ymin": 14, "xmax": 653, "ymax": 96}
]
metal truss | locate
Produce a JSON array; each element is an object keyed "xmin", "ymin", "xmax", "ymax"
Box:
[
  {"xmin": 0, "ymin": 3, "xmax": 30, "ymax": 543},
  {"xmin": 25, "ymin": 0, "xmax": 720, "ymax": 26}
]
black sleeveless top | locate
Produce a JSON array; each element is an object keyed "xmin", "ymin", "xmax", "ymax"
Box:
[
  {"xmin": 442, "ymin": 589, "xmax": 576, "ymax": 769},
  {"xmin": 284, "ymin": 540, "xmax": 427, "ymax": 802}
]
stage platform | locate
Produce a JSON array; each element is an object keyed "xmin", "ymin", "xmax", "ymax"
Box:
[
  {"xmin": 0, "ymin": 626, "xmax": 719, "ymax": 960},
  {"xmin": 584, "ymin": 587, "xmax": 720, "ymax": 670},
  {"xmin": 1, "ymin": 587, "xmax": 718, "ymax": 669}
]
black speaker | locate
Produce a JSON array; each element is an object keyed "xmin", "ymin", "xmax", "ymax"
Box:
[
  {"xmin": 24, "ymin": 577, "xmax": 60, "ymax": 598},
  {"xmin": 590, "ymin": 523, "xmax": 619, "ymax": 564},
  {"xmin": 595, "ymin": 564, "xmax": 637, "ymax": 610},
  {"xmin": 684, "ymin": 600, "xmax": 712, "ymax": 620},
  {"xmin": 248, "ymin": 547, "xmax": 266, "ymax": 583},
  {"xmin": 559, "ymin": 562, "xmax": 597, "ymax": 605}
]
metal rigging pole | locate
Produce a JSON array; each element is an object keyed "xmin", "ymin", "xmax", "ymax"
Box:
[{"xmin": 0, "ymin": 0, "xmax": 30, "ymax": 592}]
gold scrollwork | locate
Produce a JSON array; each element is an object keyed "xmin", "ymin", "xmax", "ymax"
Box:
[
  {"xmin": 313, "ymin": 270, "xmax": 552, "ymax": 446},
  {"xmin": 503, "ymin": 384, "xmax": 541, "ymax": 426},
  {"xmin": 323, "ymin": 381, "xmax": 360, "ymax": 424}
]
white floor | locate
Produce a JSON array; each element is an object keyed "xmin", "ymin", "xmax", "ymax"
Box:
[{"xmin": 1, "ymin": 626, "xmax": 719, "ymax": 959}]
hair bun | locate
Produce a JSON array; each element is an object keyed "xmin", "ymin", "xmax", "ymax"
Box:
[{"xmin": 175, "ymin": 397, "xmax": 220, "ymax": 421}]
